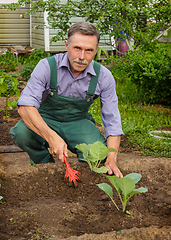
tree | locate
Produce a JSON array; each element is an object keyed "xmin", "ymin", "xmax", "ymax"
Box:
[{"xmin": 3, "ymin": 0, "xmax": 171, "ymax": 50}]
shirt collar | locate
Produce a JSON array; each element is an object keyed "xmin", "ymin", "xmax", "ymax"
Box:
[{"xmin": 59, "ymin": 52, "xmax": 96, "ymax": 78}]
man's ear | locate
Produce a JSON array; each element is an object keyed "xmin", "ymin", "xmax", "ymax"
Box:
[{"xmin": 65, "ymin": 40, "xmax": 68, "ymax": 51}]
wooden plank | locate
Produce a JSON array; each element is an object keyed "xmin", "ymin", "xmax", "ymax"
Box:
[
  {"xmin": 0, "ymin": 23, "xmax": 29, "ymax": 29},
  {"xmin": 31, "ymin": 43, "xmax": 45, "ymax": 49},
  {"xmin": 32, "ymin": 38, "xmax": 44, "ymax": 46},
  {"xmin": 0, "ymin": 33, "xmax": 30, "ymax": 39},
  {"xmin": 0, "ymin": 145, "xmax": 23, "ymax": 153},
  {"xmin": 31, "ymin": 14, "xmax": 44, "ymax": 19},
  {"xmin": 31, "ymin": 29, "xmax": 44, "ymax": 35},
  {"xmin": 50, "ymin": 40, "xmax": 65, "ymax": 46},
  {"xmin": 0, "ymin": 29, "xmax": 29, "ymax": 34},
  {"xmin": 0, "ymin": 39, "xmax": 30, "ymax": 44},
  {"xmin": 0, "ymin": 13, "xmax": 30, "ymax": 19},
  {"xmin": 0, "ymin": 19, "xmax": 29, "ymax": 24},
  {"xmin": 32, "ymin": 33, "xmax": 44, "ymax": 41},
  {"xmin": 50, "ymin": 45, "xmax": 66, "ymax": 52}
]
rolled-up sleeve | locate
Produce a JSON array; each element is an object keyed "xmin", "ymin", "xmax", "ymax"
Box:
[
  {"xmin": 17, "ymin": 58, "xmax": 50, "ymax": 109},
  {"xmin": 99, "ymin": 67, "xmax": 124, "ymax": 137}
]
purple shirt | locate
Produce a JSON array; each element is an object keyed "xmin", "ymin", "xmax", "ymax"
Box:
[{"xmin": 18, "ymin": 52, "xmax": 123, "ymax": 137}]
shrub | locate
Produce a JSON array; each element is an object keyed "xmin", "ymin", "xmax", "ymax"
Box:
[
  {"xmin": 0, "ymin": 50, "xmax": 18, "ymax": 72},
  {"xmin": 19, "ymin": 49, "xmax": 50, "ymax": 82},
  {"xmin": 0, "ymin": 71, "xmax": 20, "ymax": 116},
  {"xmin": 23, "ymin": 48, "xmax": 50, "ymax": 65},
  {"xmin": 110, "ymin": 44, "xmax": 171, "ymax": 105},
  {"xmin": 19, "ymin": 64, "xmax": 36, "ymax": 82}
]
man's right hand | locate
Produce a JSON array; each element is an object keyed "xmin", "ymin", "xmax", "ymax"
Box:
[{"xmin": 47, "ymin": 132, "xmax": 68, "ymax": 162}]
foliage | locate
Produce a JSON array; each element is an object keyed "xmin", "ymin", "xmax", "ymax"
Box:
[
  {"xmin": 97, "ymin": 173, "xmax": 148, "ymax": 212},
  {"xmin": 19, "ymin": 64, "xmax": 36, "ymax": 82},
  {"xmin": 110, "ymin": 43, "xmax": 171, "ymax": 105},
  {"xmin": 22, "ymin": 49, "xmax": 50, "ymax": 65},
  {"xmin": 75, "ymin": 141, "xmax": 116, "ymax": 173},
  {"xmin": 89, "ymin": 96, "xmax": 102, "ymax": 125},
  {"xmin": 120, "ymin": 104, "xmax": 171, "ymax": 158},
  {"xmin": 0, "ymin": 72, "xmax": 20, "ymax": 117},
  {"xmin": 0, "ymin": 50, "xmax": 18, "ymax": 72},
  {"xmin": 19, "ymin": 49, "xmax": 50, "ymax": 82},
  {"xmin": 3, "ymin": 0, "xmax": 171, "ymax": 49},
  {"xmin": 94, "ymin": 46, "xmax": 109, "ymax": 61},
  {"xmin": 89, "ymin": 93, "xmax": 171, "ymax": 159}
]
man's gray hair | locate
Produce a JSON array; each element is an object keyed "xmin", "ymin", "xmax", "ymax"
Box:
[{"xmin": 68, "ymin": 22, "xmax": 100, "ymax": 45}]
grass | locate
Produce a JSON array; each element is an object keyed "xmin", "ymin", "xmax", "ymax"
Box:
[{"xmin": 89, "ymin": 83, "xmax": 171, "ymax": 158}]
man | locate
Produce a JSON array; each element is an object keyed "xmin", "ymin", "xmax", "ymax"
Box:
[{"xmin": 10, "ymin": 22, "xmax": 124, "ymax": 178}]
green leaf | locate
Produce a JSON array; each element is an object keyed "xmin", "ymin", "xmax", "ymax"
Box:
[
  {"xmin": 108, "ymin": 148, "xmax": 117, "ymax": 153},
  {"xmin": 93, "ymin": 166, "xmax": 109, "ymax": 173},
  {"xmin": 16, "ymin": 89, "xmax": 20, "ymax": 98},
  {"xmin": 107, "ymin": 175, "xmax": 120, "ymax": 192},
  {"xmin": 124, "ymin": 173, "xmax": 142, "ymax": 184},
  {"xmin": 0, "ymin": 77, "xmax": 4, "ymax": 84},
  {"xmin": 89, "ymin": 141, "xmax": 116, "ymax": 163},
  {"xmin": 97, "ymin": 183, "xmax": 113, "ymax": 199},
  {"xmin": 129, "ymin": 187, "xmax": 148, "ymax": 198},
  {"xmin": 75, "ymin": 143, "xmax": 90, "ymax": 160},
  {"xmin": 116, "ymin": 177, "xmax": 135, "ymax": 197},
  {"xmin": 0, "ymin": 84, "xmax": 8, "ymax": 94},
  {"xmin": 8, "ymin": 100, "xmax": 17, "ymax": 109}
]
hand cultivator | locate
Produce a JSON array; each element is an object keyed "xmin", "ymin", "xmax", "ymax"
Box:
[{"xmin": 63, "ymin": 153, "xmax": 81, "ymax": 187}]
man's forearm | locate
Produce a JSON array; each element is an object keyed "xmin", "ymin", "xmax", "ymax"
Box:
[
  {"xmin": 18, "ymin": 106, "xmax": 54, "ymax": 142},
  {"xmin": 107, "ymin": 135, "xmax": 121, "ymax": 162},
  {"xmin": 105, "ymin": 135, "xmax": 123, "ymax": 177}
]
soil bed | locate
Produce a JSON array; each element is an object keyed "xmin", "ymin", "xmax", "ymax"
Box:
[{"xmin": 0, "ymin": 109, "xmax": 171, "ymax": 240}]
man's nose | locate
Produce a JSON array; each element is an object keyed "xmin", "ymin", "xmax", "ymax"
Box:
[{"xmin": 79, "ymin": 50, "xmax": 85, "ymax": 60}]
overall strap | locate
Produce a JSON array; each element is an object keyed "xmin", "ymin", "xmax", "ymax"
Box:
[
  {"xmin": 87, "ymin": 61, "xmax": 101, "ymax": 97},
  {"xmin": 47, "ymin": 56, "xmax": 58, "ymax": 89}
]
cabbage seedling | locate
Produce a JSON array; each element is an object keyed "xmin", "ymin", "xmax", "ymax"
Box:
[
  {"xmin": 75, "ymin": 141, "xmax": 116, "ymax": 173},
  {"xmin": 97, "ymin": 173, "xmax": 148, "ymax": 212}
]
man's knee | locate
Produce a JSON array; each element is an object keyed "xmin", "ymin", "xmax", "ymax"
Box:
[{"xmin": 10, "ymin": 120, "xmax": 34, "ymax": 147}]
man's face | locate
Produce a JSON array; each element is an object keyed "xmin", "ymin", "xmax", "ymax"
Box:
[{"xmin": 65, "ymin": 33, "xmax": 98, "ymax": 77}]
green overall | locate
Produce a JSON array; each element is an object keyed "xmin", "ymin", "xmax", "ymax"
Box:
[{"xmin": 10, "ymin": 56, "xmax": 106, "ymax": 164}]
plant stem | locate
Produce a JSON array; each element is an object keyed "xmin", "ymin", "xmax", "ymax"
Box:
[
  {"xmin": 96, "ymin": 160, "xmax": 101, "ymax": 168},
  {"xmin": 111, "ymin": 198, "xmax": 120, "ymax": 211},
  {"xmin": 87, "ymin": 157, "xmax": 93, "ymax": 171},
  {"xmin": 122, "ymin": 195, "xmax": 127, "ymax": 212},
  {"xmin": 123, "ymin": 204, "xmax": 126, "ymax": 212}
]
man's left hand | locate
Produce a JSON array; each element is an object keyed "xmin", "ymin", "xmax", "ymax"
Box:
[{"xmin": 105, "ymin": 160, "xmax": 123, "ymax": 178}]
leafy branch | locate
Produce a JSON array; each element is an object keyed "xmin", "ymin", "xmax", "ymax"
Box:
[{"xmin": 3, "ymin": 0, "xmax": 171, "ymax": 49}]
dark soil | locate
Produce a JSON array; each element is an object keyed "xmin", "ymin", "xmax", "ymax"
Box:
[
  {"xmin": 0, "ymin": 109, "xmax": 20, "ymax": 146},
  {"xmin": 0, "ymin": 109, "xmax": 171, "ymax": 240}
]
